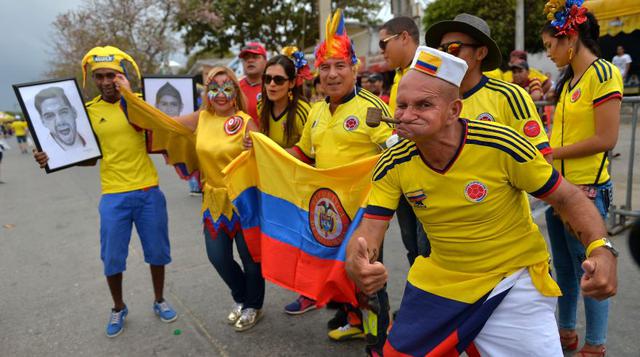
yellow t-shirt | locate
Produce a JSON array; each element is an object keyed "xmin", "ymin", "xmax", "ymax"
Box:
[
  {"xmin": 266, "ymin": 100, "xmax": 310, "ymax": 148},
  {"xmin": 389, "ymin": 66, "xmax": 409, "ymax": 116},
  {"xmin": 11, "ymin": 121, "xmax": 28, "ymax": 136},
  {"xmin": 365, "ymin": 119, "xmax": 561, "ymax": 302},
  {"xmin": 551, "ymin": 58, "xmax": 623, "ymax": 185},
  {"xmin": 85, "ymin": 96, "xmax": 158, "ymax": 194},
  {"xmin": 196, "ymin": 110, "xmax": 251, "ymax": 219},
  {"xmin": 461, "ymin": 76, "xmax": 551, "ymax": 155},
  {"xmin": 294, "ymin": 88, "xmax": 393, "ymax": 169}
]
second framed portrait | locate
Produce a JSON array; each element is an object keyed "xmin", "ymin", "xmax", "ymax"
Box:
[
  {"xmin": 142, "ymin": 76, "xmax": 198, "ymax": 116},
  {"xmin": 13, "ymin": 78, "xmax": 102, "ymax": 173}
]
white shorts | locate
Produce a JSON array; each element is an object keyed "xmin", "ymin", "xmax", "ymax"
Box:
[{"xmin": 471, "ymin": 269, "xmax": 563, "ymax": 356}]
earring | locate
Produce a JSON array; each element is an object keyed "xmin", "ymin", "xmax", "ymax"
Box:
[
  {"xmin": 568, "ymin": 47, "xmax": 574, "ymax": 61},
  {"xmin": 288, "ymin": 90, "xmax": 293, "ymax": 101}
]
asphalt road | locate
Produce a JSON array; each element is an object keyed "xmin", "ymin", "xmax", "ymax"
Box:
[{"xmin": 0, "ymin": 127, "xmax": 638, "ymax": 356}]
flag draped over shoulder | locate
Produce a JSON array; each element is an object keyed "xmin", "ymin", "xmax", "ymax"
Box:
[
  {"xmin": 223, "ymin": 132, "xmax": 378, "ymax": 306},
  {"xmin": 119, "ymin": 88, "xmax": 199, "ymax": 178}
]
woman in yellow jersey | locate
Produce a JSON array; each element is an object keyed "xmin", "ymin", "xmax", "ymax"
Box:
[
  {"xmin": 116, "ymin": 66, "xmax": 265, "ymax": 332},
  {"xmin": 256, "ymin": 52, "xmax": 316, "ymax": 314},
  {"xmin": 258, "ymin": 53, "xmax": 311, "ymax": 148},
  {"xmin": 542, "ymin": 1, "xmax": 622, "ymax": 355}
]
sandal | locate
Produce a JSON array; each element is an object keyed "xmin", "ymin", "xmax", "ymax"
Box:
[
  {"xmin": 560, "ymin": 333, "xmax": 579, "ymax": 351},
  {"xmin": 575, "ymin": 345, "xmax": 606, "ymax": 357}
]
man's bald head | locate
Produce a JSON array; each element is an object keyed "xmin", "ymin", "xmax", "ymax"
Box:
[{"xmin": 400, "ymin": 70, "xmax": 459, "ymax": 102}]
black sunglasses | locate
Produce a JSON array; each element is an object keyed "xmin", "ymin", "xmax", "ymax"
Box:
[
  {"xmin": 437, "ymin": 41, "xmax": 483, "ymax": 56},
  {"xmin": 263, "ymin": 74, "xmax": 289, "ymax": 85},
  {"xmin": 379, "ymin": 33, "xmax": 399, "ymax": 51}
]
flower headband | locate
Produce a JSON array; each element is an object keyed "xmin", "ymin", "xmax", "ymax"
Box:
[
  {"xmin": 281, "ymin": 46, "xmax": 313, "ymax": 86},
  {"xmin": 544, "ymin": 0, "xmax": 588, "ymax": 37}
]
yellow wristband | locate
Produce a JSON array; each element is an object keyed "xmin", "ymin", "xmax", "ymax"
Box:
[{"xmin": 586, "ymin": 238, "xmax": 606, "ymax": 258}]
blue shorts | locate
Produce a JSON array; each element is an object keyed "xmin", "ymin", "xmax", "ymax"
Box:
[
  {"xmin": 99, "ymin": 186, "xmax": 171, "ymax": 276},
  {"xmin": 16, "ymin": 135, "xmax": 26, "ymax": 143}
]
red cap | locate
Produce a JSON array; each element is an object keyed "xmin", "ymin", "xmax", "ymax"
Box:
[
  {"xmin": 239, "ymin": 42, "xmax": 267, "ymax": 59},
  {"xmin": 510, "ymin": 50, "xmax": 527, "ymax": 60}
]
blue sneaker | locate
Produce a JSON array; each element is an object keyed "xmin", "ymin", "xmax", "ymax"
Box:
[
  {"xmin": 153, "ymin": 300, "xmax": 178, "ymax": 323},
  {"xmin": 106, "ymin": 306, "xmax": 128, "ymax": 338},
  {"xmin": 284, "ymin": 295, "xmax": 317, "ymax": 315}
]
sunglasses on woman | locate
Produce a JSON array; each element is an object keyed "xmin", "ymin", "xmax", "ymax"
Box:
[
  {"xmin": 263, "ymin": 74, "xmax": 289, "ymax": 86},
  {"xmin": 438, "ymin": 41, "xmax": 483, "ymax": 57},
  {"xmin": 379, "ymin": 33, "xmax": 399, "ymax": 51}
]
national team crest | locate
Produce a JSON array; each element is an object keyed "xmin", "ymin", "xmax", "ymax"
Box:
[
  {"xmin": 309, "ymin": 188, "xmax": 351, "ymax": 247},
  {"xmin": 523, "ymin": 120, "xmax": 541, "ymax": 137},
  {"xmin": 256, "ymin": 92, "xmax": 262, "ymax": 102},
  {"xmin": 224, "ymin": 116, "xmax": 244, "ymax": 135},
  {"xmin": 571, "ymin": 88, "xmax": 581, "ymax": 103},
  {"xmin": 343, "ymin": 116, "xmax": 359, "ymax": 131},
  {"xmin": 476, "ymin": 112, "xmax": 495, "ymax": 122},
  {"xmin": 405, "ymin": 190, "xmax": 427, "ymax": 208},
  {"xmin": 464, "ymin": 181, "xmax": 488, "ymax": 202}
]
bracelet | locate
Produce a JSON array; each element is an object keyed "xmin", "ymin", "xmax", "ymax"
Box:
[{"xmin": 586, "ymin": 238, "xmax": 606, "ymax": 258}]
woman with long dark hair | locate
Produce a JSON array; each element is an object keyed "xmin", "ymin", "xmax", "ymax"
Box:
[
  {"xmin": 258, "ymin": 50, "xmax": 311, "ymax": 148},
  {"xmin": 256, "ymin": 49, "xmax": 316, "ymax": 314},
  {"xmin": 542, "ymin": 1, "xmax": 623, "ymax": 355}
]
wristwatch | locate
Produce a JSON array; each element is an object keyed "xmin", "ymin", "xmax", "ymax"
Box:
[{"xmin": 586, "ymin": 238, "xmax": 619, "ymax": 258}]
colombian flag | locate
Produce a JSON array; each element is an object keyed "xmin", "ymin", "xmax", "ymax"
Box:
[{"xmin": 223, "ymin": 132, "xmax": 378, "ymax": 306}]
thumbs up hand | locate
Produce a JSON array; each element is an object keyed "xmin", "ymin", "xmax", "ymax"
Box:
[{"xmin": 346, "ymin": 237, "xmax": 388, "ymax": 295}]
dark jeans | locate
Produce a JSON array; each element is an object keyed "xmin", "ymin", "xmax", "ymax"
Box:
[
  {"xmin": 396, "ymin": 198, "xmax": 430, "ymax": 265},
  {"xmin": 203, "ymin": 228, "xmax": 265, "ymax": 309}
]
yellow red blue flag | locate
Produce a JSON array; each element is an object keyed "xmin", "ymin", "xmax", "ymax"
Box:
[{"xmin": 223, "ymin": 132, "xmax": 378, "ymax": 306}]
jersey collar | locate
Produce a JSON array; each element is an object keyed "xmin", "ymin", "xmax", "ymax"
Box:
[
  {"xmin": 418, "ymin": 118, "xmax": 468, "ymax": 175},
  {"xmin": 324, "ymin": 86, "xmax": 359, "ymax": 105},
  {"xmin": 462, "ymin": 75, "xmax": 489, "ymax": 99}
]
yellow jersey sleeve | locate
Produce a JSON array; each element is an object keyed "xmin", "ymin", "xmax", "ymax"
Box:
[
  {"xmin": 292, "ymin": 101, "xmax": 318, "ymax": 164},
  {"xmin": 591, "ymin": 60, "xmax": 624, "ymax": 106},
  {"xmin": 364, "ymin": 140, "xmax": 416, "ymax": 220}
]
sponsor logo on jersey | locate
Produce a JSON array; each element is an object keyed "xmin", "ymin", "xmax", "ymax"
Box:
[
  {"xmin": 405, "ymin": 190, "xmax": 427, "ymax": 208},
  {"xmin": 464, "ymin": 181, "xmax": 488, "ymax": 202},
  {"xmin": 523, "ymin": 120, "xmax": 541, "ymax": 137},
  {"xmin": 343, "ymin": 116, "xmax": 359, "ymax": 131},
  {"xmin": 476, "ymin": 112, "xmax": 495, "ymax": 122}
]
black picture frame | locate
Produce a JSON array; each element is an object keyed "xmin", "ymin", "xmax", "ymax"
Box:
[
  {"xmin": 142, "ymin": 75, "xmax": 199, "ymax": 115},
  {"xmin": 12, "ymin": 78, "xmax": 102, "ymax": 173}
]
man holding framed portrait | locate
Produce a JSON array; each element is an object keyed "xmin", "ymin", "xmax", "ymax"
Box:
[{"xmin": 32, "ymin": 46, "xmax": 178, "ymax": 338}]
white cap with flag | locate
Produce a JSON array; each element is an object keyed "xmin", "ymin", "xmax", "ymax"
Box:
[{"xmin": 409, "ymin": 46, "xmax": 468, "ymax": 88}]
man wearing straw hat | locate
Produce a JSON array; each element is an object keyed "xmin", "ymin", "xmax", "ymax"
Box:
[{"xmin": 33, "ymin": 46, "xmax": 177, "ymax": 338}]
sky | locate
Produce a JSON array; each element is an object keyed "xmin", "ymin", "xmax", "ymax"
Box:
[
  {"xmin": 0, "ymin": 0, "xmax": 86, "ymax": 112},
  {"xmin": 0, "ymin": 1, "xmax": 401, "ymax": 113}
]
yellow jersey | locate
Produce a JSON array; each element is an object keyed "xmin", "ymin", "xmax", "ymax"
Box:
[
  {"xmin": 266, "ymin": 100, "xmax": 310, "ymax": 148},
  {"xmin": 389, "ymin": 66, "xmax": 409, "ymax": 116},
  {"xmin": 11, "ymin": 121, "xmax": 28, "ymax": 136},
  {"xmin": 365, "ymin": 119, "xmax": 561, "ymax": 302},
  {"xmin": 195, "ymin": 110, "xmax": 251, "ymax": 218},
  {"xmin": 483, "ymin": 68, "xmax": 504, "ymax": 81},
  {"xmin": 461, "ymin": 76, "xmax": 551, "ymax": 155},
  {"xmin": 551, "ymin": 58, "xmax": 623, "ymax": 185},
  {"xmin": 294, "ymin": 88, "xmax": 394, "ymax": 169},
  {"xmin": 86, "ymin": 96, "xmax": 158, "ymax": 194}
]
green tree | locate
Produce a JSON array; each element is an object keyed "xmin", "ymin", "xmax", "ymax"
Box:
[
  {"xmin": 422, "ymin": 0, "xmax": 547, "ymax": 69},
  {"xmin": 47, "ymin": 0, "xmax": 178, "ymax": 96},
  {"xmin": 175, "ymin": 0, "xmax": 382, "ymax": 58}
]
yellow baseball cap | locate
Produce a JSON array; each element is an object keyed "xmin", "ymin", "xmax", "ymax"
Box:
[{"xmin": 81, "ymin": 46, "xmax": 141, "ymax": 87}]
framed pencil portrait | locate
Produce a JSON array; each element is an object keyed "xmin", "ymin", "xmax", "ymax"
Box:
[
  {"xmin": 13, "ymin": 78, "xmax": 102, "ymax": 173},
  {"xmin": 142, "ymin": 76, "xmax": 198, "ymax": 116}
]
